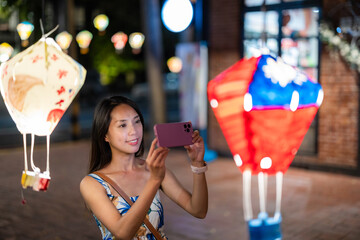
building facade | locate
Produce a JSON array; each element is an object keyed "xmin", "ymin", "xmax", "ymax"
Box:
[{"xmin": 206, "ymin": 0, "xmax": 360, "ymax": 175}]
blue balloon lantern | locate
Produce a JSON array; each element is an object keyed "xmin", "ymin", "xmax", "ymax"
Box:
[{"xmin": 161, "ymin": 0, "xmax": 194, "ymax": 33}]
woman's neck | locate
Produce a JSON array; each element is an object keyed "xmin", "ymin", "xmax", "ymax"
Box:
[{"xmin": 106, "ymin": 152, "xmax": 138, "ymax": 173}]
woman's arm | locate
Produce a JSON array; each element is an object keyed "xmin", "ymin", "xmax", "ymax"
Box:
[
  {"xmin": 161, "ymin": 130, "xmax": 208, "ymax": 218},
  {"xmin": 80, "ymin": 139, "xmax": 169, "ymax": 240}
]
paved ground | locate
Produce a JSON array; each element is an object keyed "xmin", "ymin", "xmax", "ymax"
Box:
[{"xmin": 0, "ymin": 140, "xmax": 359, "ymax": 240}]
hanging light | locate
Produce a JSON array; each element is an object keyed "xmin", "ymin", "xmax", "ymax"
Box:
[
  {"xmin": 161, "ymin": 0, "xmax": 194, "ymax": 33},
  {"xmin": 129, "ymin": 32, "xmax": 145, "ymax": 54},
  {"xmin": 76, "ymin": 30, "xmax": 93, "ymax": 54},
  {"xmin": 93, "ymin": 14, "xmax": 109, "ymax": 35},
  {"xmin": 55, "ymin": 31, "xmax": 73, "ymax": 52},
  {"xmin": 0, "ymin": 42, "xmax": 14, "ymax": 63},
  {"xmin": 111, "ymin": 32, "xmax": 128, "ymax": 53},
  {"xmin": 16, "ymin": 21, "xmax": 34, "ymax": 47},
  {"xmin": 167, "ymin": 56, "xmax": 182, "ymax": 73}
]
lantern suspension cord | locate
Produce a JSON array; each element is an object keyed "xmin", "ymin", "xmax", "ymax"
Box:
[
  {"xmin": 30, "ymin": 134, "xmax": 40, "ymax": 173},
  {"xmin": 274, "ymin": 171, "xmax": 283, "ymax": 220},
  {"xmin": 243, "ymin": 170, "xmax": 253, "ymax": 221},
  {"xmin": 39, "ymin": 19, "xmax": 59, "ymax": 38},
  {"xmin": 261, "ymin": 0, "xmax": 267, "ymax": 49},
  {"xmin": 23, "ymin": 134, "xmax": 28, "ymax": 172},
  {"xmin": 45, "ymin": 135, "xmax": 50, "ymax": 174}
]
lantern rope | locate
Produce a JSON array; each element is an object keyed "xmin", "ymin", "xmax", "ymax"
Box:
[
  {"xmin": 274, "ymin": 171, "xmax": 283, "ymax": 219},
  {"xmin": 30, "ymin": 134, "xmax": 40, "ymax": 173},
  {"xmin": 46, "ymin": 135, "xmax": 50, "ymax": 174},
  {"xmin": 243, "ymin": 170, "xmax": 253, "ymax": 221},
  {"xmin": 23, "ymin": 133, "xmax": 28, "ymax": 172},
  {"xmin": 258, "ymin": 172, "xmax": 268, "ymax": 214},
  {"xmin": 39, "ymin": 19, "xmax": 59, "ymax": 39}
]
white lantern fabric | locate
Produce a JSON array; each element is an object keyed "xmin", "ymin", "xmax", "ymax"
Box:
[{"xmin": 0, "ymin": 37, "xmax": 86, "ymax": 136}]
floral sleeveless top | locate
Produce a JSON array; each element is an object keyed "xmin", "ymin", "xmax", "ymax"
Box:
[{"xmin": 89, "ymin": 173, "xmax": 167, "ymax": 240}]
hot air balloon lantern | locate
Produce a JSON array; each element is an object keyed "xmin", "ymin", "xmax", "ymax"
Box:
[
  {"xmin": 16, "ymin": 21, "xmax": 34, "ymax": 47},
  {"xmin": 76, "ymin": 30, "xmax": 93, "ymax": 54},
  {"xmin": 207, "ymin": 54, "xmax": 323, "ymax": 239},
  {"xmin": 93, "ymin": 14, "xmax": 109, "ymax": 35},
  {"xmin": 0, "ymin": 42, "xmax": 14, "ymax": 63},
  {"xmin": 111, "ymin": 32, "xmax": 128, "ymax": 54},
  {"xmin": 129, "ymin": 32, "xmax": 145, "ymax": 54},
  {"xmin": 55, "ymin": 31, "xmax": 73, "ymax": 53},
  {"xmin": 0, "ymin": 30, "xmax": 86, "ymax": 192}
]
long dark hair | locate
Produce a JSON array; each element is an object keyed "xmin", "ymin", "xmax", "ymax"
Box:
[{"xmin": 88, "ymin": 96, "xmax": 145, "ymax": 173}]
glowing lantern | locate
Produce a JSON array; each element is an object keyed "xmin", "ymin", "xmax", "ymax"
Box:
[
  {"xmin": 167, "ymin": 56, "xmax": 182, "ymax": 73},
  {"xmin": 76, "ymin": 30, "xmax": 93, "ymax": 54},
  {"xmin": 0, "ymin": 35, "xmax": 86, "ymax": 192},
  {"xmin": 55, "ymin": 31, "xmax": 73, "ymax": 52},
  {"xmin": 207, "ymin": 54, "xmax": 323, "ymax": 239},
  {"xmin": 93, "ymin": 14, "xmax": 109, "ymax": 34},
  {"xmin": 0, "ymin": 43, "xmax": 14, "ymax": 63},
  {"xmin": 129, "ymin": 32, "xmax": 145, "ymax": 54},
  {"xmin": 161, "ymin": 0, "xmax": 194, "ymax": 33},
  {"xmin": 16, "ymin": 21, "xmax": 34, "ymax": 47},
  {"xmin": 111, "ymin": 32, "xmax": 128, "ymax": 53}
]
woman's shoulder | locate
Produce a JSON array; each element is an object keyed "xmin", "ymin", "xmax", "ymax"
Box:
[
  {"xmin": 80, "ymin": 173, "xmax": 106, "ymax": 190},
  {"xmin": 80, "ymin": 173, "xmax": 110, "ymax": 198}
]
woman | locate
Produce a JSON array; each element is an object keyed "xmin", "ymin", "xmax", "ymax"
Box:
[{"xmin": 80, "ymin": 96, "xmax": 208, "ymax": 240}]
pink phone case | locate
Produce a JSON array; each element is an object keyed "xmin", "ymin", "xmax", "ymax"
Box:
[{"xmin": 154, "ymin": 122, "xmax": 193, "ymax": 148}]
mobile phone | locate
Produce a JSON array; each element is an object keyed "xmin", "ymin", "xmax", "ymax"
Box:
[{"xmin": 154, "ymin": 121, "xmax": 193, "ymax": 148}]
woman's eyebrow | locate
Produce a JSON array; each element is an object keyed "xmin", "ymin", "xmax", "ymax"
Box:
[{"xmin": 115, "ymin": 115, "xmax": 139, "ymax": 123}]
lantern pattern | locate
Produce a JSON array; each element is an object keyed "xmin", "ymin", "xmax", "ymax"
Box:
[{"xmin": 0, "ymin": 36, "xmax": 86, "ymax": 191}]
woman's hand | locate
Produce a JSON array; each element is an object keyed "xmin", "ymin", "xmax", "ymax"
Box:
[
  {"xmin": 146, "ymin": 138, "xmax": 169, "ymax": 181},
  {"xmin": 184, "ymin": 130, "xmax": 205, "ymax": 165}
]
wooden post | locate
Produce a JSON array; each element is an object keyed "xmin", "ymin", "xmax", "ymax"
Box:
[{"xmin": 141, "ymin": 0, "xmax": 166, "ymax": 126}]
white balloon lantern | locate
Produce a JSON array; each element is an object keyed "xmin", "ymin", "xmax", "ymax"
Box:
[{"xmin": 0, "ymin": 32, "xmax": 86, "ymax": 192}]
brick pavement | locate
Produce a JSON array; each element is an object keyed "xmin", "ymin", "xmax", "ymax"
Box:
[{"xmin": 0, "ymin": 140, "xmax": 359, "ymax": 240}]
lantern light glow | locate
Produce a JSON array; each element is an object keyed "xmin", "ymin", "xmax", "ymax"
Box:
[
  {"xmin": 260, "ymin": 157, "xmax": 272, "ymax": 169},
  {"xmin": 234, "ymin": 154, "xmax": 243, "ymax": 167},
  {"xmin": 55, "ymin": 31, "xmax": 73, "ymax": 51},
  {"xmin": 93, "ymin": 14, "xmax": 109, "ymax": 32},
  {"xmin": 129, "ymin": 32, "xmax": 145, "ymax": 54},
  {"xmin": 167, "ymin": 56, "xmax": 182, "ymax": 73},
  {"xmin": 210, "ymin": 99, "xmax": 218, "ymax": 108},
  {"xmin": 244, "ymin": 93, "xmax": 253, "ymax": 112},
  {"xmin": 0, "ymin": 42, "xmax": 14, "ymax": 63},
  {"xmin": 111, "ymin": 32, "xmax": 128, "ymax": 52},
  {"xmin": 76, "ymin": 30, "xmax": 93, "ymax": 54},
  {"xmin": 16, "ymin": 21, "xmax": 34, "ymax": 47},
  {"xmin": 161, "ymin": 0, "xmax": 194, "ymax": 33}
]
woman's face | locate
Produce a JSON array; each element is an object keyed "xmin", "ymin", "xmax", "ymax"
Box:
[{"xmin": 105, "ymin": 104, "xmax": 143, "ymax": 156}]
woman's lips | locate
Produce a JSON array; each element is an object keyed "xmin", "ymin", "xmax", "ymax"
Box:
[{"xmin": 127, "ymin": 139, "xmax": 139, "ymax": 145}]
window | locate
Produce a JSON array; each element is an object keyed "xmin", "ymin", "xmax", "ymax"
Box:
[{"xmin": 242, "ymin": 0, "xmax": 322, "ymax": 155}]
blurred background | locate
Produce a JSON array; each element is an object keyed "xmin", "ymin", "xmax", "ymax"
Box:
[
  {"xmin": 0, "ymin": 0, "xmax": 360, "ymax": 239},
  {"xmin": 1, "ymin": 0, "xmax": 359, "ymax": 175}
]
